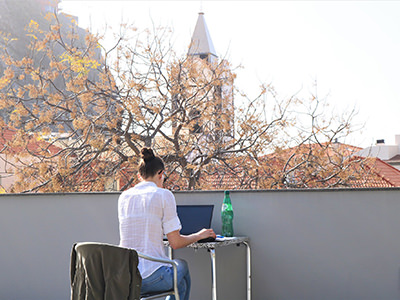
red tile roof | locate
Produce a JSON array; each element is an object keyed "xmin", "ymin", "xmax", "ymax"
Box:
[
  {"xmin": 369, "ymin": 158, "xmax": 400, "ymax": 187},
  {"xmin": 198, "ymin": 143, "xmax": 400, "ymax": 190},
  {"xmin": 5, "ymin": 132, "xmax": 400, "ymax": 191},
  {"xmin": 0, "ymin": 127, "xmax": 61, "ymax": 156}
]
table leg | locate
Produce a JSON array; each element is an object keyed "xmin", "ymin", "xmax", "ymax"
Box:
[
  {"xmin": 243, "ymin": 241, "xmax": 252, "ymax": 300},
  {"xmin": 209, "ymin": 248, "xmax": 217, "ymax": 300}
]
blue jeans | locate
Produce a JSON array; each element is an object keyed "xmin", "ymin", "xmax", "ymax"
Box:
[{"xmin": 141, "ymin": 259, "xmax": 191, "ymax": 300}]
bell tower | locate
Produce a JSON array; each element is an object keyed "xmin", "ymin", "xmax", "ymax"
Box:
[
  {"xmin": 186, "ymin": 12, "xmax": 234, "ymax": 140},
  {"xmin": 188, "ymin": 12, "xmax": 218, "ymax": 64}
]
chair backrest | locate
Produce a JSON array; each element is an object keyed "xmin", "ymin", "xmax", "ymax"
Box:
[{"xmin": 70, "ymin": 242, "xmax": 142, "ymax": 300}]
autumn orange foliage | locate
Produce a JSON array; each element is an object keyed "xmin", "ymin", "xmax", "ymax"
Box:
[{"xmin": 0, "ymin": 11, "xmax": 372, "ymax": 192}]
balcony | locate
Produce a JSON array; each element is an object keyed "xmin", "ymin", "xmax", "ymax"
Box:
[{"xmin": 1, "ymin": 188, "xmax": 400, "ymax": 300}]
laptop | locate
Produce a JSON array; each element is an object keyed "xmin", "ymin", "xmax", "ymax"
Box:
[{"xmin": 175, "ymin": 205, "xmax": 216, "ymax": 243}]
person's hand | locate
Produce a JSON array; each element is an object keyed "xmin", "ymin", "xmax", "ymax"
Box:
[
  {"xmin": 167, "ymin": 229, "xmax": 216, "ymax": 249},
  {"xmin": 197, "ymin": 228, "xmax": 216, "ymax": 241}
]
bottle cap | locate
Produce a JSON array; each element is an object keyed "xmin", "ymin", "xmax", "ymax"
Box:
[{"xmin": 224, "ymin": 190, "xmax": 230, "ymax": 195}]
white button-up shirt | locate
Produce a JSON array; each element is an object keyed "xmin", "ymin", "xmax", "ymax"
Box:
[{"xmin": 118, "ymin": 181, "xmax": 181, "ymax": 278}]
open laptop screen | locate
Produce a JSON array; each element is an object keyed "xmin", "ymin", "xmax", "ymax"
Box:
[{"xmin": 177, "ymin": 205, "xmax": 214, "ymax": 235}]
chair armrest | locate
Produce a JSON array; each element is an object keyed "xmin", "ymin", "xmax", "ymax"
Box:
[
  {"xmin": 137, "ymin": 252, "xmax": 177, "ymax": 266},
  {"xmin": 136, "ymin": 252, "xmax": 180, "ymax": 300}
]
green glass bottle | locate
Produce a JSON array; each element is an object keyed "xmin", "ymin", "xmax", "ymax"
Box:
[{"xmin": 221, "ymin": 190, "xmax": 234, "ymax": 237}]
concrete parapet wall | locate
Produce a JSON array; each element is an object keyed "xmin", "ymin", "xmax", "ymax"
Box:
[{"xmin": 1, "ymin": 188, "xmax": 400, "ymax": 300}]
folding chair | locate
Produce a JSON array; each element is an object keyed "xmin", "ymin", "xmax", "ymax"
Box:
[
  {"xmin": 70, "ymin": 242, "xmax": 179, "ymax": 300},
  {"xmin": 138, "ymin": 251, "xmax": 179, "ymax": 300}
]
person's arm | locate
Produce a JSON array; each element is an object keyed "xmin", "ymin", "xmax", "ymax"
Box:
[{"xmin": 167, "ymin": 228, "xmax": 216, "ymax": 250}]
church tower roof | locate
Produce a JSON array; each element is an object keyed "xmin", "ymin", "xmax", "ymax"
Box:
[{"xmin": 188, "ymin": 12, "xmax": 218, "ymax": 62}]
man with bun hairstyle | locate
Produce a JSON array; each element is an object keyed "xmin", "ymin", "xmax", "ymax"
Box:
[{"xmin": 118, "ymin": 147, "xmax": 216, "ymax": 300}]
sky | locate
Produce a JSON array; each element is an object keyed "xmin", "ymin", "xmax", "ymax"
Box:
[{"xmin": 60, "ymin": 0, "xmax": 400, "ymax": 148}]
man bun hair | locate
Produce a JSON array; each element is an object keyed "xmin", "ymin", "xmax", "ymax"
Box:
[
  {"xmin": 141, "ymin": 147, "xmax": 155, "ymax": 162},
  {"xmin": 138, "ymin": 147, "xmax": 165, "ymax": 179}
]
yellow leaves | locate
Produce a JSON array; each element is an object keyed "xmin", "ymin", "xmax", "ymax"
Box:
[
  {"xmin": 28, "ymin": 20, "xmax": 39, "ymax": 31},
  {"xmin": 31, "ymin": 70, "xmax": 40, "ymax": 81},
  {"xmin": 0, "ymin": 33, "xmax": 18, "ymax": 47},
  {"xmin": 36, "ymin": 40, "xmax": 47, "ymax": 52},
  {"xmin": 70, "ymin": 17, "xmax": 78, "ymax": 26},
  {"xmin": 59, "ymin": 51, "xmax": 100, "ymax": 77},
  {"xmin": 26, "ymin": 33, "xmax": 38, "ymax": 40},
  {"xmin": 0, "ymin": 76, "xmax": 10, "ymax": 90},
  {"xmin": 24, "ymin": 20, "xmax": 41, "ymax": 41}
]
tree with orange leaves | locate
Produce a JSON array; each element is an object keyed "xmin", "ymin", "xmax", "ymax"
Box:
[{"xmin": 0, "ymin": 9, "xmax": 369, "ymax": 192}]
